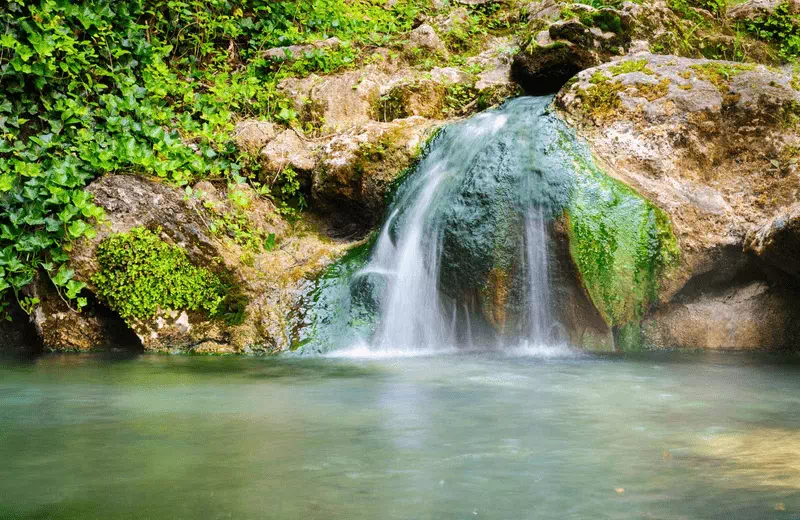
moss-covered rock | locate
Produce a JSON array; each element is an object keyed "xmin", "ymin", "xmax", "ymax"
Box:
[{"xmin": 557, "ymin": 53, "xmax": 800, "ymax": 350}]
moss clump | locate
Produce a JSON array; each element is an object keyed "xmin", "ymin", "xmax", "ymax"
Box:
[
  {"xmin": 92, "ymin": 227, "xmax": 235, "ymax": 322},
  {"xmin": 576, "ymin": 72, "xmax": 626, "ymax": 121},
  {"xmin": 633, "ymin": 78, "xmax": 671, "ymax": 100},
  {"xmin": 690, "ymin": 63, "xmax": 756, "ymax": 92},
  {"xmin": 609, "ymin": 59, "xmax": 655, "ymax": 76},
  {"xmin": 581, "ymin": 10, "xmax": 625, "ymax": 34}
]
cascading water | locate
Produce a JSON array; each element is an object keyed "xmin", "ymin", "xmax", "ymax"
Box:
[
  {"xmin": 352, "ymin": 96, "xmax": 574, "ymax": 351},
  {"xmin": 295, "ymin": 95, "xmax": 677, "ymax": 355}
]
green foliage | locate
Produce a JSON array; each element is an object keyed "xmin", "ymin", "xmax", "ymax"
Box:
[
  {"xmin": 91, "ymin": 227, "xmax": 234, "ymax": 321},
  {"xmin": 0, "ymin": 0, "xmax": 429, "ymax": 317},
  {"xmin": 744, "ymin": 3, "xmax": 800, "ymax": 60}
]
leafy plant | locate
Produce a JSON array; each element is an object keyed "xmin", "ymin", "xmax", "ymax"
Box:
[
  {"xmin": 744, "ymin": 3, "xmax": 800, "ymax": 60},
  {"xmin": 0, "ymin": 0, "xmax": 430, "ymax": 318}
]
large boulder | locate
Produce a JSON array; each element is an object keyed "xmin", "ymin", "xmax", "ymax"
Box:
[
  {"xmin": 556, "ymin": 53, "xmax": 800, "ymax": 349},
  {"xmin": 29, "ymin": 175, "xmax": 353, "ymax": 353}
]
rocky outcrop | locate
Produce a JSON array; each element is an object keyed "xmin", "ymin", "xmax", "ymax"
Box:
[
  {"xmin": 29, "ymin": 175, "xmax": 354, "ymax": 353},
  {"xmin": 746, "ymin": 203, "xmax": 800, "ymax": 280},
  {"xmin": 313, "ymin": 117, "xmax": 439, "ymax": 232},
  {"xmin": 513, "ymin": 0, "xmax": 642, "ymax": 93},
  {"xmin": 557, "ymin": 53, "xmax": 800, "ymax": 350}
]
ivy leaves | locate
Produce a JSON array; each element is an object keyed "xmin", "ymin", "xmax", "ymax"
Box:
[{"xmin": 0, "ymin": 0, "xmax": 237, "ymax": 316}]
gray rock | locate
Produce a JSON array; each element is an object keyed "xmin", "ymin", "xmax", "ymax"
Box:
[
  {"xmin": 405, "ymin": 24, "xmax": 449, "ymax": 59},
  {"xmin": 728, "ymin": 0, "xmax": 800, "ymax": 21}
]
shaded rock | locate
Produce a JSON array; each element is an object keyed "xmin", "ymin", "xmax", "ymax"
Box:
[
  {"xmin": 261, "ymin": 129, "xmax": 318, "ymax": 174},
  {"xmin": 746, "ymin": 203, "xmax": 800, "ymax": 280},
  {"xmin": 0, "ymin": 297, "xmax": 41, "ymax": 352},
  {"xmin": 642, "ymin": 280, "xmax": 800, "ymax": 350},
  {"xmin": 24, "ymin": 275, "xmax": 139, "ymax": 352},
  {"xmin": 313, "ymin": 117, "xmax": 439, "ymax": 234},
  {"xmin": 233, "ymin": 120, "xmax": 279, "ymax": 153}
]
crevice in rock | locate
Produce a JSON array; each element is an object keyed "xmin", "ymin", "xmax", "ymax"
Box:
[{"xmin": 83, "ymin": 293, "xmax": 143, "ymax": 352}]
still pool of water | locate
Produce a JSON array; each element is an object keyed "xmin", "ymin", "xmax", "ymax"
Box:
[{"xmin": 1, "ymin": 349, "xmax": 799, "ymax": 519}]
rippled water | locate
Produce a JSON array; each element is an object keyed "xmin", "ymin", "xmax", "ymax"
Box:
[{"xmin": 1, "ymin": 351, "xmax": 799, "ymax": 519}]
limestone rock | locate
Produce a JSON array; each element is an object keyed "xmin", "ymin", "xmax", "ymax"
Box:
[
  {"xmin": 512, "ymin": 0, "xmax": 685, "ymax": 93},
  {"xmin": 405, "ymin": 24, "xmax": 449, "ymax": 60},
  {"xmin": 233, "ymin": 120, "xmax": 279, "ymax": 153},
  {"xmin": 728, "ymin": 0, "xmax": 800, "ymax": 21},
  {"xmin": 261, "ymin": 129, "xmax": 318, "ymax": 173},
  {"xmin": 556, "ymin": 53, "xmax": 800, "ymax": 349},
  {"xmin": 642, "ymin": 281, "xmax": 800, "ymax": 350},
  {"xmin": 746, "ymin": 203, "xmax": 800, "ymax": 280},
  {"xmin": 313, "ymin": 117, "xmax": 440, "ymax": 232},
  {"xmin": 467, "ymin": 37, "xmax": 517, "ymax": 94},
  {"xmin": 262, "ymin": 37, "xmax": 341, "ymax": 61},
  {"xmin": 33, "ymin": 174, "xmax": 353, "ymax": 353},
  {"xmin": 277, "ymin": 67, "xmax": 387, "ymax": 132}
]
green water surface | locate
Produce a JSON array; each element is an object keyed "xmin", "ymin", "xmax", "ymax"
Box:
[{"xmin": 1, "ymin": 350, "xmax": 799, "ymax": 519}]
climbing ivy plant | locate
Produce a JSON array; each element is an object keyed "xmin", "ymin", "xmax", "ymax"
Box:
[{"xmin": 0, "ymin": 0, "xmax": 430, "ymax": 318}]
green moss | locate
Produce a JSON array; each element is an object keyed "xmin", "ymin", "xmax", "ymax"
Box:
[
  {"xmin": 576, "ymin": 73, "xmax": 626, "ymax": 121},
  {"xmin": 609, "ymin": 59, "xmax": 655, "ymax": 76},
  {"xmin": 561, "ymin": 134, "xmax": 680, "ymax": 349},
  {"xmin": 632, "ymin": 78, "xmax": 671, "ymax": 100},
  {"xmin": 91, "ymin": 227, "xmax": 242, "ymax": 323},
  {"xmin": 791, "ymin": 73, "xmax": 800, "ymax": 91},
  {"xmin": 690, "ymin": 63, "xmax": 755, "ymax": 92},
  {"xmin": 580, "ymin": 10, "xmax": 624, "ymax": 34}
]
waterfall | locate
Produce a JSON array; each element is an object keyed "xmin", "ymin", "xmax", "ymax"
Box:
[{"xmin": 356, "ymin": 96, "xmax": 572, "ymax": 351}]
